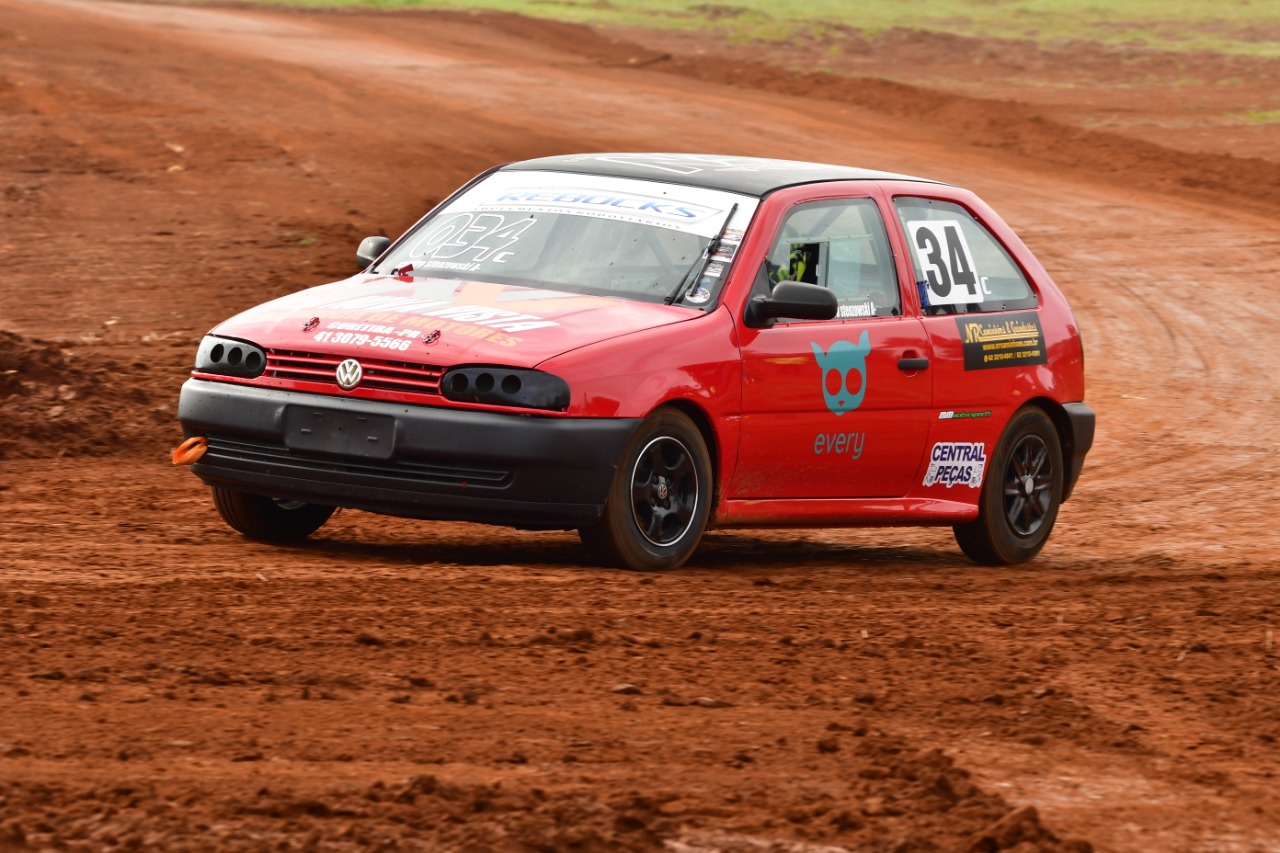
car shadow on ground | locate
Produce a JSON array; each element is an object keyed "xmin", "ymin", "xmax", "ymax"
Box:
[
  {"xmin": 254, "ymin": 525, "xmax": 969, "ymax": 575},
  {"xmin": 693, "ymin": 531, "xmax": 965, "ymax": 571}
]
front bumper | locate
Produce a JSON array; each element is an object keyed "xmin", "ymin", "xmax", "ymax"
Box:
[{"xmin": 177, "ymin": 379, "xmax": 639, "ymax": 528}]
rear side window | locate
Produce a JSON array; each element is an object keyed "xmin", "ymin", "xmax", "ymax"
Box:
[{"xmin": 892, "ymin": 197, "xmax": 1037, "ymax": 314}]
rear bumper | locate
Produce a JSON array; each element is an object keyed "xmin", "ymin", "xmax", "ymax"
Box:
[
  {"xmin": 177, "ymin": 379, "xmax": 639, "ymax": 527},
  {"xmin": 1061, "ymin": 401, "xmax": 1096, "ymax": 501}
]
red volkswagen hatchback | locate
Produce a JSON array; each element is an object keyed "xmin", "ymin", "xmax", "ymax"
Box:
[{"xmin": 176, "ymin": 153, "xmax": 1093, "ymax": 570}]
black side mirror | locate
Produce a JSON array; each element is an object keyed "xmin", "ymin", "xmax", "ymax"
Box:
[
  {"xmin": 744, "ymin": 280, "xmax": 838, "ymax": 327},
  {"xmin": 356, "ymin": 236, "xmax": 392, "ymax": 270}
]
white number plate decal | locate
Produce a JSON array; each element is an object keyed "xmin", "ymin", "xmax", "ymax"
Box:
[{"xmin": 907, "ymin": 220, "xmax": 983, "ymax": 306}]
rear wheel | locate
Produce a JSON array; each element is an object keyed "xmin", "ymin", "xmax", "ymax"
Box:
[
  {"xmin": 953, "ymin": 407, "xmax": 1063, "ymax": 565},
  {"xmin": 211, "ymin": 486, "xmax": 335, "ymax": 542},
  {"xmin": 579, "ymin": 409, "xmax": 713, "ymax": 571}
]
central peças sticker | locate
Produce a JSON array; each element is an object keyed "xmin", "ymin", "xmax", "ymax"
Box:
[{"xmin": 956, "ymin": 311, "xmax": 1048, "ymax": 371}]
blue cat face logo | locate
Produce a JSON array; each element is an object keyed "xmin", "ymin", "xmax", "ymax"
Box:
[{"xmin": 811, "ymin": 331, "xmax": 870, "ymax": 416}]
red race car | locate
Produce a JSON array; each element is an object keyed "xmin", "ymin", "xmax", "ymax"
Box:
[{"xmin": 176, "ymin": 153, "xmax": 1094, "ymax": 570}]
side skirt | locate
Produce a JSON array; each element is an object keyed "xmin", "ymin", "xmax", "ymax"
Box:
[{"xmin": 713, "ymin": 497, "xmax": 978, "ymax": 528}]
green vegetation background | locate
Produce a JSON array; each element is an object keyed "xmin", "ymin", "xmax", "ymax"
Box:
[{"xmin": 187, "ymin": 0, "xmax": 1278, "ymax": 57}]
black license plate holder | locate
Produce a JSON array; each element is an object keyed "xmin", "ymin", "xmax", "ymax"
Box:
[{"xmin": 283, "ymin": 406, "xmax": 395, "ymax": 460}]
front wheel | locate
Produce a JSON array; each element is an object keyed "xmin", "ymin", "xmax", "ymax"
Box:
[
  {"xmin": 211, "ymin": 486, "xmax": 336, "ymax": 542},
  {"xmin": 579, "ymin": 409, "xmax": 713, "ymax": 571},
  {"xmin": 953, "ymin": 407, "xmax": 1063, "ymax": 565}
]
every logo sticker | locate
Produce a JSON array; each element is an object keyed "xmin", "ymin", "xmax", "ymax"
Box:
[
  {"xmin": 811, "ymin": 331, "xmax": 870, "ymax": 416},
  {"xmin": 923, "ymin": 442, "xmax": 987, "ymax": 488}
]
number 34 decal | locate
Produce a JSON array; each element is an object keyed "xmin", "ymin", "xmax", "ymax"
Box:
[{"xmin": 907, "ymin": 220, "xmax": 987, "ymax": 306}]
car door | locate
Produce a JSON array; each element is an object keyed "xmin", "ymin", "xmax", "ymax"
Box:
[{"xmin": 731, "ymin": 194, "xmax": 934, "ymax": 499}]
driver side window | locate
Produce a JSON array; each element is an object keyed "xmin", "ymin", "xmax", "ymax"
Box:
[{"xmin": 762, "ymin": 198, "xmax": 900, "ymax": 319}]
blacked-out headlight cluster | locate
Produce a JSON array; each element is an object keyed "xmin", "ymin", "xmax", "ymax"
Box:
[
  {"xmin": 194, "ymin": 335, "xmax": 266, "ymax": 379},
  {"xmin": 441, "ymin": 366, "xmax": 570, "ymax": 412}
]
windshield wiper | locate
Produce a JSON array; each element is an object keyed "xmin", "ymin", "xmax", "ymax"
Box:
[{"xmin": 664, "ymin": 203, "xmax": 739, "ymax": 306}]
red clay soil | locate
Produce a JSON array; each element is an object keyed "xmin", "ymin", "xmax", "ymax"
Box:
[{"xmin": 1, "ymin": 2, "xmax": 1278, "ymax": 851}]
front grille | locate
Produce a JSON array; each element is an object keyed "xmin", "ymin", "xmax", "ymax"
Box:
[
  {"xmin": 204, "ymin": 434, "xmax": 512, "ymax": 489},
  {"xmin": 266, "ymin": 350, "xmax": 445, "ymax": 396}
]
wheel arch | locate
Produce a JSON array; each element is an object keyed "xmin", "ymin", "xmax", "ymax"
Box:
[
  {"xmin": 654, "ymin": 398, "xmax": 722, "ymax": 514},
  {"xmin": 578, "ymin": 399, "xmax": 719, "ymax": 571},
  {"xmin": 1026, "ymin": 396, "xmax": 1089, "ymax": 502}
]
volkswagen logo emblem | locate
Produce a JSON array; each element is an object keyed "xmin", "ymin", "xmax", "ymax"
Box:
[{"xmin": 335, "ymin": 358, "xmax": 363, "ymax": 391}]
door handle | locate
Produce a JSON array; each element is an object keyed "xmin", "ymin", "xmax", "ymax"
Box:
[{"xmin": 898, "ymin": 357, "xmax": 929, "ymax": 371}]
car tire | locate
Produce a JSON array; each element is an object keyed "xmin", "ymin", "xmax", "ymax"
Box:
[
  {"xmin": 953, "ymin": 406, "xmax": 1063, "ymax": 565},
  {"xmin": 211, "ymin": 486, "xmax": 336, "ymax": 542},
  {"xmin": 579, "ymin": 409, "xmax": 713, "ymax": 571}
]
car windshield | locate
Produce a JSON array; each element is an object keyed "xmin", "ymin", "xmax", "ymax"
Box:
[{"xmin": 373, "ymin": 170, "xmax": 759, "ymax": 307}]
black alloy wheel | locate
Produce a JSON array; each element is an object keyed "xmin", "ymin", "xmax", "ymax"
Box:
[
  {"xmin": 1003, "ymin": 431, "xmax": 1054, "ymax": 537},
  {"xmin": 630, "ymin": 433, "xmax": 699, "ymax": 548},
  {"xmin": 954, "ymin": 406, "xmax": 1063, "ymax": 565},
  {"xmin": 580, "ymin": 408, "xmax": 713, "ymax": 571}
]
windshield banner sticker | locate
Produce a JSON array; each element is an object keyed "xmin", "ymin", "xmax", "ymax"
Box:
[
  {"xmin": 478, "ymin": 187, "xmax": 723, "ymax": 231},
  {"xmin": 450, "ymin": 171, "xmax": 756, "ymax": 240},
  {"xmin": 956, "ymin": 311, "xmax": 1048, "ymax": 370},
  {"xmin": 923, "ymin": 442, "xmax": 987, "ymax": 488}
]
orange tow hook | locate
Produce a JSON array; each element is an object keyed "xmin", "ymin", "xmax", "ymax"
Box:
[{"xmin": 172, "ymin": 436, "xmax": 208, "ymax": 466}]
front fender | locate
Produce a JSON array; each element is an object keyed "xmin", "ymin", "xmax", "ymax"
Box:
[
  {"xmin": 540, "ymin": 307, "xmax": 741, "ymax": 420},
  {"xmin": 539, "ymin": 307, "xmax": 743, "ymax": 490}
]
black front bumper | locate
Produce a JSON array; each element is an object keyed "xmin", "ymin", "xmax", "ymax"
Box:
[{"xmin": 177, "ymin": 379, "xmax": 640, "ymax": 528}]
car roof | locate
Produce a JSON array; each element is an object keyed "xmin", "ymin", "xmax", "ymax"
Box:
[{"xmin": 501, "ymin": 153, "xmax": 943, "ymax": 197}]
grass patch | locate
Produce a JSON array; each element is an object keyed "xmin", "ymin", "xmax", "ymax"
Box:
[
  {"xmin": 1243, "ymin": 108, "xmax": 1280, "ymax": 123},
  {"xmin": 177, "ymin": 0, "xmax": 1280, "ymax": 57}
]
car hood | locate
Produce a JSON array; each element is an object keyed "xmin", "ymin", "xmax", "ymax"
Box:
[{"xmin": 210, "ymin": 274, "xmax": 702, "ymax": 367}]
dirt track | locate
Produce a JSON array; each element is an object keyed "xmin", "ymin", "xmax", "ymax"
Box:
[{"xmin": 1, "ymin": 1, "xmax": 1279, "ymax": 850}]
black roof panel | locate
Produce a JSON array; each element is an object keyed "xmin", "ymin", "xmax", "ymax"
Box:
[{"xmin": 502, "ymin": 153, "xmax": 941, "ymax": 197}]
